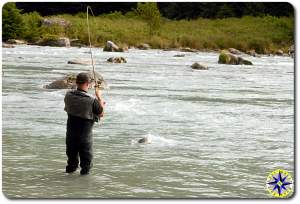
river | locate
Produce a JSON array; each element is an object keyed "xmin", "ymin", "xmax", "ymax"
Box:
[{"xmin": 2, "ymin": 45, "xmax": 294, "ymax": 198}]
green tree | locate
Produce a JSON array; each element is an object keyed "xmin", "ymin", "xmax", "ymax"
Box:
[
  {"xmin": 22, "ymin": 12, "xmax": 43, "ymax": 42},
  {"xmin": 135, "ymin": 2, "xmax": 161, "ymax": 35},
  {"xmin": 2, "ymin": 2, "xmax": 25, "ymax": 40}
]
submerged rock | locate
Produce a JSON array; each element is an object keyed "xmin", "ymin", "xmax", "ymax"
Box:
[
  {"xmin": 68, "ymin": 59, "xmax": 92, "ymax": 65},
  {"xmin": 44, "ymin": 71, "xmax": 106, "ymax": 89},
  {"xmin": 107, "ymin": 57, "xmax": 127, "ymax": 63},
  {"xmin": 191, "ymin": 62, "xmax": 208, "ymax": 70},
  {"xmin": 218, "ymin": 50, "xmax": 253, "ymax": 65},
  {"xmin": 138, "ymin": 136, "xmax": 152, "ymax": 144},
  {"xmin": 174, "ymin": 54, "xmax": 185, "ymax": 57}
]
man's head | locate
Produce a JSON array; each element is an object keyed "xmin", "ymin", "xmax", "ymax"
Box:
[{"xmin": 76, "ymin": 72, "xmax": 91, "ymax": 91}]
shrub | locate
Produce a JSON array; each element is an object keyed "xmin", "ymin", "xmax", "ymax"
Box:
[{"xmin": 2, "ymin": 2, "xmax": 25, "ymax": 40}]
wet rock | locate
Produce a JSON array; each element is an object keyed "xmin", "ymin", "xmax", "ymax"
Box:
[
  {"xmin": 218, "ymin": 50, "xmax": 253, "ymax": 65},
  {"xmin": 44, "ymin": 71, "xmax": 106, "ymax": 89},
  {"xmin": 70, "ymin": 39, "xmax": 85, "ymax": 47},
  {"xmin": 174, "ymin": 54, "xmax": 185, "ymax": 57},
  {"xmin": 103, "ymin": 41, "xmax": 127, "ymax": 52},
  {"xmin": 138, "ymin": 136, "xmax": 152, "ymax": 144},
  {"xmin": 6, "ymin": 39, "xmax": 27, "ymax": 45},
  {"xmin": 228, "ymin": 48, "xmax": 243, "ymax": 55},
  {"xmin": 67, "ymin": 59, "xmax": 92, "ymax": 65},
  {"xmin": 180, "ymin": 47, "xmax": 198, "ymax": 53},
  {"xmin": 191, "ymin": 62, "xmax": 208, "ymax": 70},
  {"xmin": 246, "ymin": 50, "xmax": 260, "ymax": 57},
  {"xmin": 275, "ymin": 49, "xmax": 284, "ymax": 56},
  {"xmin": 2, "ymin": 43, "xmax": 15, "ymax": 48},
  {"xmin": 288, "ymin": 45, "xmax": 294, "ymax": 58},
  {"xmin": 38, "ymin": 37, "xmax": 70, "ymax": 47},
  {"xmin": 137, "ymin": 43, "xmax": 151, "ymax": 50},
  {"xmin": 107, "ymin": 57, "xmax": 127, "ymax": 63}
]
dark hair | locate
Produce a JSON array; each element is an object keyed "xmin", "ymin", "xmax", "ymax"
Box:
[{"xmin": 76, "ymin": 72, "xmax": 90, "ymax": 84}]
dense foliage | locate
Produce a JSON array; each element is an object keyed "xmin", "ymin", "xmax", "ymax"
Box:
[
  {"xmin": 15, "ymin": 2, "xmax": 294, "ymax": 19},
  {"xmin": 2, "ymin": 2, "xmax": 294, "ymax": 53},
  {"xmin": 2, "ymin": 2, "xmax": 25, "ymax": 40}
]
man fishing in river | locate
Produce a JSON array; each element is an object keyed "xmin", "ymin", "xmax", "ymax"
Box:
[{"xmin": 64, "ymin": 72, "xmax": 105, "ymax": 175}]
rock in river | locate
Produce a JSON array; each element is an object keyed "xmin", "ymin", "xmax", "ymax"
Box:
[
  {"xmin": 191, "ymin": 62, "xmax": 208, "ymax": 70},
  {"xmin": 218, "ymin": 50, "xmax": 253, "ymax": 65},
  {"xmin": 44, "ymin": 71, "xmax": 105, "ymax": 89},
  {"xmin": 107, "ymin": 57, "xmax": 127, "ymax": 63}
]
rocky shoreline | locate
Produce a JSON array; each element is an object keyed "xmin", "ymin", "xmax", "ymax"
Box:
[{"xmin": 2, "ymin": 38, "xmax": 294, "ymax": 58}]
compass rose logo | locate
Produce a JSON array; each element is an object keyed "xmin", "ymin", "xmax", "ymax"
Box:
[{"xmin": 266, "ymin": 169, "xmax": 293, "ymax": 198}]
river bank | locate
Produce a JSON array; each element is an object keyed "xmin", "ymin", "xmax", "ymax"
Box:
[{"xmin": 3, "ymin": 11, "xmax": 294, "ymax": 55}]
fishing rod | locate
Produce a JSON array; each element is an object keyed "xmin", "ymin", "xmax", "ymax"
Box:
[
  {"xmin": 86, "ymin": 6, "xmax": 105, "ymax": 123},
  {"xmin": 86, "ymin": 6, "xmax": 97, "ymax": 89}
]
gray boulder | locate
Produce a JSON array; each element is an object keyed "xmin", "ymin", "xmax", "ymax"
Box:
[
  {"xmin": 38, "ymin": 37, "xmax": 70, "ymax": 47},
  {"xmin": 44, "ymin": 71, "xmax": 106, "ymax": 89},
  {"xmin": 218, "ymin": 50, "xmax": 253, "ymax": 65},
  {"xmin": 174, "ymin": 54, "xmax": 185, "ymax": 57},
  {"xmin": 107, "ymin": 57, "xmax": 127, "ymax": 63},
  {"xmin": 191, "ymin": 62, "xmax": 208, "ymax": 70}
]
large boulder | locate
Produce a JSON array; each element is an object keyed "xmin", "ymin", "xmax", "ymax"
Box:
[
  {"xmin": 218, "ymin": 50, "xmax": 253, "ymax": 65},
  {"xmin": 103, "ymin": 41, "xmax": 127, "ymax": 52},
  {"xmin": 6, "ymin": 39, "xmax": 27, "ymax": 45},
  {"xmin": 107, "ymin": 57, "xmax": 127, "ymax": 63},
  {"xmin": 137, "ymin": 43, "xmax": 151, "ymax": 50},
  {"xmin": 38, "ymin": 37, "xmax": 70, "ymax": 47},
  {"xmin": 44, "ymin": 71, "xmax": 106, "ymax": 89},
  {"xmin": 191, "ymin": 62, "xmax": 208, "ymax": 70}
]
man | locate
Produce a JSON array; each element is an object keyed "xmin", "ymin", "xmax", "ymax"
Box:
[{"xmin": 64, "ymin": 72, "xmax": 104, "ymax": 175}]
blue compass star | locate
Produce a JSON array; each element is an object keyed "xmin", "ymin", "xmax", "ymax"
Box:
[{"xmin": 267, "ymin": 171, "xmax": 292, "ymax": 195}]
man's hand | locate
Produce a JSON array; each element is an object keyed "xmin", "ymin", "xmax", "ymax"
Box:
[{"xmin": 95, "ymin": 88, "xmax": 105, "ymax": 118}]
